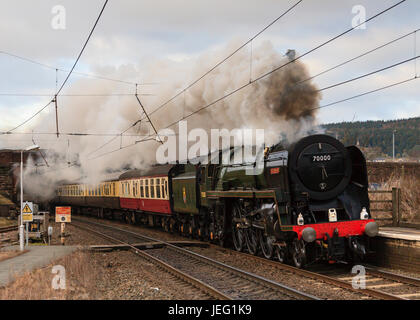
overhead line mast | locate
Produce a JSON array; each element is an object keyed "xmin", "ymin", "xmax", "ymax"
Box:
[{"xmin": 6, "ymin": 0, "xmax": 110, "ymax": 134}]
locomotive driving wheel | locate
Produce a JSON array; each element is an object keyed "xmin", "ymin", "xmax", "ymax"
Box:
[
  {"xmin": 231, "ymin": 204, "xmax": 244, "ymax": 252},
  {"xmin": 291, "ymin": 238, "xmax": 306, "ymax": 268},
  {"xmin": 258, "ymin": 230, "xmax": 273, "ymax": 259},
  {"xmin": 245, "ymin": 227, "xmax": 259, "ymax": 255},
  {"xmin": 274, "ymin": 244, "xmax": 286, "ymax": 263}
]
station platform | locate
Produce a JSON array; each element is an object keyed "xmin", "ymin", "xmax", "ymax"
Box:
[
  {"xmin": 378, "ymin": 227, "xmax": 420, "ymax": 241},
  {"xmin": 370, "ymin": 227, "xmax": 420, "ymax": 273},
  {"xmin": 0, "ymin": 245, "xmax": 77, "ymax": 287}
]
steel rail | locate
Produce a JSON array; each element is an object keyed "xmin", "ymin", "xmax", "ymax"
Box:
[
  {"xmin": 0, "ymin": 225, "xmax": 18, "ymax": 233},
  {"xmin": 73, "ymin": 217, "xmax": 319, "ymax": 300},
  {"xmin": 215, "ymin": 246, "xmax": 406, "ymax": 300},
  {"xmin": 72, "ymin": 221, "xmax": 231, "ymax": 300},
  {"xmin": 363, "ymin": 265, "xmax": 420, "ymax": 288}
]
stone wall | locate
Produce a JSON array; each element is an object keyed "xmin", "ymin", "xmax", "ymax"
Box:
[{"xmin": 368, "ymin": 237, "xmax": 420, "ymax": 272}]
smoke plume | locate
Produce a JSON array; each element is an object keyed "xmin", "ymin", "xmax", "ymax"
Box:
[{"xmin": 6, "ymin": 39, "xmax": 322, "ymax": 199}]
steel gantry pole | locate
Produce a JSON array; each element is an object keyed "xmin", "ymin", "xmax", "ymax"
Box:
[{"xmin": 19, "ymin": 150, "xmax": 24, "ymax": 251}]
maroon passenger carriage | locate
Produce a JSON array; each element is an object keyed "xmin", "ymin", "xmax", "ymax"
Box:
[{"xmin": 118, "ymin": 165, "xmax": 175, "ymax": 225}]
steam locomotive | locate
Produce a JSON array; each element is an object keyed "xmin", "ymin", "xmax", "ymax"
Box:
[{"xmin": 53, "ymin": 134, "xmax": 378, "ymax": 268}]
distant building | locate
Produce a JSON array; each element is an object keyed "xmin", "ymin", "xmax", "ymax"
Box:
[{"xmin": 0, "ymin": 149, "xmax": 45, "ymax": 215}]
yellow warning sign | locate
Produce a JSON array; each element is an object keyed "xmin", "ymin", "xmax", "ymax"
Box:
[
  {"xmin": 22, "ymin": 201, "xmax": 33, "ymax": 222},
  {"xmin": 22, "ymin": 204, "xmax": 32, "ymax": 213}
]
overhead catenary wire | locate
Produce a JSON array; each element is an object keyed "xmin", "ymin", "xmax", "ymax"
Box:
[
  {"xmin": 0, "ymin": 50, "xmax": 157, "ymax": 87},
  {"xmin": 55, "ymin": 0, "xmax": 109, "ymax": 94},
  {"xmin": 6, "ymin": 99, "xmax": 55, "ymax": 132},
  {"xmin": 312, "ymin": 75, "xmax": 418, "ymax": 111},
  {"xmin": 0, "ymin": 93, "xmax": 155, "ymax": 97},
  {"xmin": 143, "ymin": 0, "xmax": 408, "ymax": 135},
  {"xmin": 317, "ymin": 55, "xmax": 419, "ymax": 92},
  {"xmin": 300, "ymin": 27, "xmax": 420, "ymax": 85},
  {"xmin": 5, "ymin": 0, "xmax": 110, "ymax": 134},
  {"xmin": 0, "ymin": 131, "xmax": 175, "ymax": 137},
  {"xmin": 41, "ymin": 0, "xmax": 410, "ymax": 169},
  {"xmin": 145, "ymin": 0, "xmax": 304, "ymax": 119},
  {"xmin": 86, "ymin": 75, "xmax": 419, "ymax": 163},
  {"xmin": 85, "ymin": 0, "xmax": 304, "ymax": 157},
  {"xmin": 85, "ymin": 0, "xmax": 408, "ymax": 162}
]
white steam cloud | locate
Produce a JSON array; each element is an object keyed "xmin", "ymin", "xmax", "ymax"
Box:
[{"xmin": 6, "ymin": 39, "xmax": 322, "ymax": 200}]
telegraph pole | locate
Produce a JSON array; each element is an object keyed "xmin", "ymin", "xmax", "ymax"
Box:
[{"xmin": 392, "ymin": 130, "xmax": 397, "ymax": 161}]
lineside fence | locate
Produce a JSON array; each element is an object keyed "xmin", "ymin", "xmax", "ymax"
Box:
[{"xmin": 368, "ymin": 188, "xmax": 401, "ymax": 226}]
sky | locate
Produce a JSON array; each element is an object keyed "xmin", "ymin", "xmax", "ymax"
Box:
[{"xmin": 0, "ymin": 0, "xmax": 419, "ymax": 151}]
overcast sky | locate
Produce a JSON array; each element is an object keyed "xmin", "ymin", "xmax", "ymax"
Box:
[{"xmin": 0, "ymin": 0, "xmax": 419, "ymax": 140}]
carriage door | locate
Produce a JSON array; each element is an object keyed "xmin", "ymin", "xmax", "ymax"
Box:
[{"xmin": 197, "ymin": 165, "xmax": 208, "ymax": 207}]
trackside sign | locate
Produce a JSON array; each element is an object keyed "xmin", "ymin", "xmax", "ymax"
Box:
[{"xmin": 55, "ymin": 207, "xmax": 71, "ymax": 223}]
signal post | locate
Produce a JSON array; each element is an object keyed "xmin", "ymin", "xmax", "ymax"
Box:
[{"xmin": 55, "ymin": 207, "xmax": 71, "ymax": 245}]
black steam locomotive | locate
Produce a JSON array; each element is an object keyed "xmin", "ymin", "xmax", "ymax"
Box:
[{"xmin": 54, "ymin": 134, "xmax": 378, "ymax": 268}]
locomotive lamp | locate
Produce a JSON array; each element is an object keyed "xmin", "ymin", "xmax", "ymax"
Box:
[
  {"xmin": 328, "ymin": 208, "xmax": 337, "ymax": 222},
  {"xmin": 360, "ymin": 207, "xmax": 369, "ymax": 220},
  {"xmin": 297, "ymin": 213, "xmax": 304, "ymax": 225}
]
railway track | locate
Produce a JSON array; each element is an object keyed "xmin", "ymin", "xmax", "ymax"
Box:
[
  {"xmin": 72, "ymin": 216, "xmax": 420, "ymax": 300},
  {"xmin": 0, "ymin": 225, "xmax": 18, "ymax": 234},
  {"xmin": 72, "ymin": 220, "xmax": 227, "ymax": 300},
  {"xmin": 72, "ymin": 217, "xmax": 319, "ymax": 300},
  {"xmin": 316, "ymin": 264, "xmax": 420, "ymax": 300},
  {"xmin": 212, "ymin": 247, "xmax": 415, "ymax": 300}
]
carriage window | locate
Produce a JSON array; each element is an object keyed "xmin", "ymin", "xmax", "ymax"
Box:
[
  {"xmin": 164, "ymin": 180, "xmax": 168, "ymax": 199},
  {"xmin": 156, "ymin": 178, "xmax": 161, "ymax": 198},
  {"xmin": 150, "ymin": 179, "xmax": 155, "ymax": 198},
  {"xmin": 133, "ymin": 183, "xmax": 137, "ymax": 196},
  {"xmin": 145, "ymin": 179, "xmax": 149, "ymax": 198},
  {"xmin": 140, "ymin": 180, "xmax": 144, "ymax": 197}
]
